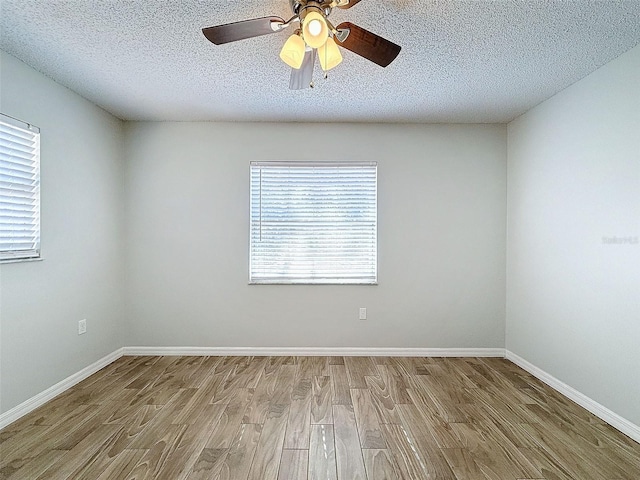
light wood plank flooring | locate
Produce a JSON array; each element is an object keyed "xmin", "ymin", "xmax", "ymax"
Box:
[{"xmin": 1, "ymin": 356, "xmax": 639, "ymax": 479}]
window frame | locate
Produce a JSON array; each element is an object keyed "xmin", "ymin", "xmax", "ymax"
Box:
[{"xmin": 249, "ymin": 161, "xmax": 378, "ymax": 285}]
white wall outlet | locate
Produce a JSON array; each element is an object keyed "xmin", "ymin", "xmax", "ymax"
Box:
[
  {"xmin": 359, "ymin": 307, "xmax": 367, "ymax": 320},
  {"xmin": 78, "ymin": 319, "xmax": 87, "ymax": 335}
]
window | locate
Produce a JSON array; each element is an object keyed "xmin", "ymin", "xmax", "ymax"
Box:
[
  {"xmin": 250, "ymin": 161, "xmax": 377, "ymax": 284},
  {"xmin": 0, "ymin": 113, "xmax": 41, "ymax": 262}
]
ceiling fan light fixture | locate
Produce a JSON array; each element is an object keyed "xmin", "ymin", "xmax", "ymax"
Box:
[
  {"xmin": 318, "ymin": 36, "xmax": 342, "ymax": 71},
  {"xmin": 201, "ymin": 1, "xmax": 403, "ymax": 90},
  {"xmin": 279, "ymin": 33, "xmax": 307, "ymax": 69},
  {"xmin": 302, "ymin": 10, "xmax": 329, "ymax": 49}
]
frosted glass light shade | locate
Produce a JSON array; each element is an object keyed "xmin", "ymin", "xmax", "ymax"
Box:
[
  {"xmin": 318, "ymin": 37, "xmax": 343, "ymax": 71},
  {"xmin": 302, "ymin": 11, "xmax": 329, "ymax": 49},
  {"xmin": 279, "ymin": 34, "xmax": 306, "ymax": 69}
]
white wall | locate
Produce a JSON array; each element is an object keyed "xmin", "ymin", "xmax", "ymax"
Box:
[
  {"xmin": 506, "ymin": 45, "xmax": 640, "ymax": 425},
  {"xmin": 0, "ymin": 52, "xmax": 125, "ymax": 413},
  {"xmin": 124, "ymin": 122, "xmax": 507, "ymax": 349}
]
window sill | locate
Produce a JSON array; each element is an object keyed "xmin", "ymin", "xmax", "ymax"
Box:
[
  {"xmin": 249, "ymin": 281, "xmax": 378, "ymax": 286},
  {"xmin": 0, "ymin": 257, "xmax": 43, "ymax": 265}
]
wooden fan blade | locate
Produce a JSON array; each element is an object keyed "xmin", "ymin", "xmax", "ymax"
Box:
[
  {"xmin": 290, "ymin": 49, "xmax": 316, "ymax": 90},
  {"xmin": 202, "ymin": 16, "xmax": 285, "ymax": 45},
  {"xmin": 338, "ymin": 0, "xmax": 364, "ymax": 9},
  {"xmin": 334, "ymin": 22, "xmax": 401, "ymax": 67}
]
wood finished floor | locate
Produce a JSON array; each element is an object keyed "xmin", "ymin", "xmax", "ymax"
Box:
[{"xmin": 1, "ymin": 356, "xmax": 639, "ymax": 480}]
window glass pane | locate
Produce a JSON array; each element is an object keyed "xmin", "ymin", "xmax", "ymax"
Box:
[
  {"xmin": 250, "ymin": 162, "xmax": 377, "ymax": 284},
  {"xmin": 0, "ymin": 113, "xmax": 41, "ymax": 262}
]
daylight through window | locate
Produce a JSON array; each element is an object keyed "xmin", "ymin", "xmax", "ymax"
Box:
[
  {"xmin": 0, "ymin": 113, "xmax": 41, "ymax": 262},
  {"xmin": 250, "ymin": 162, "xmax": 377, "ymax": 284}
]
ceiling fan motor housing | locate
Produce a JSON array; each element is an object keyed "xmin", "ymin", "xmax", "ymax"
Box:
[{"xmin": 291, "ymin": 0, "xmax": 333, "ymax": 18}]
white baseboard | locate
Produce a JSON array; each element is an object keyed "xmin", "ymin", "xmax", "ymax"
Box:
[
  {"xmin": 122, "ymin": 346, "xmax": 506, "ymax": 357},
  {"xmin": 505, "ymin": 350, "xmax": 640, "ymax": 444},
  {"xmin": 0, "ymin": 348, "xmax": 124, "ymax": 430}
]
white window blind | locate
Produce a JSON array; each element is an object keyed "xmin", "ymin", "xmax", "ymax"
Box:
[
  {"xmin": 0, "ymin": 114, "xmax": 41, "ymax": 262},
  {"xmin": 250, "ymin": 161, "xmax": 377, "ymax": 284}
]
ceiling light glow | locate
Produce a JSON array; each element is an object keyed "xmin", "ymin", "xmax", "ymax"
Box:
[
  {"xmin": 308, "ymin": 19, "xmax": 323, "ymax": 37},
  {"xmin": 302, "ymin": 11, "xmax": 329, "ymax": 49}
]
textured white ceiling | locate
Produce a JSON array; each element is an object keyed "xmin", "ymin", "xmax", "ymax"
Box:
[{"xmin": 1, "ymin": 1, "xmax": 639, "ymax": 123}]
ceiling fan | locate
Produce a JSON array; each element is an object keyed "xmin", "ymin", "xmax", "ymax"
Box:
[{"xmin": 202, "ymin": 0, "xmax": 401, "ymax": 89}]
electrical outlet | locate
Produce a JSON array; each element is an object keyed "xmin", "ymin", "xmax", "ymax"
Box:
[
  {"xmin": 78, "ymin": 319, "xmax": 87, "ymax": 335},
  {"xmin": 359, "ymin": 307, "xmax": 367, "ymax": 320}
]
